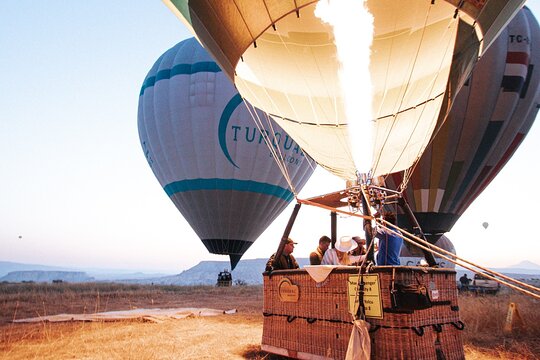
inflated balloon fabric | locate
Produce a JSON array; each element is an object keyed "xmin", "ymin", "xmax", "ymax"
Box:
[
  {"xmin": 138, "ymin": 38, "xmax": 315, "ymax": 269},
  {"xmin": 389, "ymin": 8, "xmax": 540, "ymax": 239}
]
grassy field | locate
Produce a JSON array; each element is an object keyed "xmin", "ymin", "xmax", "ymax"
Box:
[{"xmin": 0, "ymin": 282, "xmax": 538, "ymax": 359}]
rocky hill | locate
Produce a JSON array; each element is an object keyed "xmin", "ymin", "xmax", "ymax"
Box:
[
  {"xmin": 0, "ymin": 261, "xmax": 71, "ymax": 278},
  {"xmin": 0, "ymin": 270, "xmax": 94, "ymax": 283},
  {"xmin": 134, "ymin": 258, "xmax": 310, "ymax": 286}
]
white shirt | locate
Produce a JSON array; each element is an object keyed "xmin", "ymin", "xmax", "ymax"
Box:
[{"xmin": 321, "ymin": 248, "xmax": 364, "ymax": 265}]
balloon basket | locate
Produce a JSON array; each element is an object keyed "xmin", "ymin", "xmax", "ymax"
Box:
[{"xmin": 262, "ymin": 266, "xmax": 464, "ymax": 359}]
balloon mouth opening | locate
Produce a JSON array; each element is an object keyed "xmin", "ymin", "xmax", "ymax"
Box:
[
  {"xmin": 229, "ymin": 254, "xmax": 242, "ymax": 271},
  {"xmin": 201, "ymin": 239, "xmax": 254, "ymax": 270}
]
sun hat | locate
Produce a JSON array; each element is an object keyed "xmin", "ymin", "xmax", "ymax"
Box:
[{"xmin": 335, "ymin": 236, "xmax": 358, "ymax": 253}]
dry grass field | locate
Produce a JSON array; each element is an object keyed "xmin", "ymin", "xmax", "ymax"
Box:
[{"xmin": 0, "ymin": 282, "xmax": 538, "ymax": 359}]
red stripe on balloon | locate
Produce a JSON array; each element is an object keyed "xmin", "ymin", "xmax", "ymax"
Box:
[{"xmin": 506, "ymin": 52, "xmax": 529, "ymax": 65}]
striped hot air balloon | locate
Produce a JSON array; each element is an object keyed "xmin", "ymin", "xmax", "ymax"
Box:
[
  {"xmin": 389, "ymin": 7, "xmax": 540, "ymax": 241},
  {"xmin": 138, "ymin": 38, "xmax": 316, "ymax": 269}
]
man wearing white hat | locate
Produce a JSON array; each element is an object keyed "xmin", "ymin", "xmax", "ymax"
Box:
[{"xmin": 321, "ymin": 236, "xmax": 365, "ymax": 266}]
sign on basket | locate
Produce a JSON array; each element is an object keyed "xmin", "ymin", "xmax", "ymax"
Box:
[{"xmin": 278, "ymin": 278, "xmax": 299, "ymax": 302}]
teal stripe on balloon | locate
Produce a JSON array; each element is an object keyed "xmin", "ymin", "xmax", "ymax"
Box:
[
  {"xmin": 164, "ymin": 179, "xmax": 294, "ymax": 202},
  {"xmin": 140, "ymin": 61, "xmax": 221, "ymax": 96},
  {"xmin": 219, "ymin": 93, "xmax": 244, "ymax": 169}
]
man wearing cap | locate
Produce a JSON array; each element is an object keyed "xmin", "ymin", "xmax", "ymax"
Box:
[
  {"xmin": 322, "ymin": 236, "xmax": 364, "ymax": 265},
  {"xmin": 265, "ymin": 238, "xmax": 300, "ymax": 272},
  {"xmin": 351, "ymin": 236, "xmax": 366, "ymax": 257}
]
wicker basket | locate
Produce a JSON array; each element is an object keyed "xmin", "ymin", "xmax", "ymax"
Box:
[{"xmin": 262, "ymin": 266, "xmax": 465, "ymax": 360}]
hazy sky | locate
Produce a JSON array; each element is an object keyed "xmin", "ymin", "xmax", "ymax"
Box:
[{"xmin": 2, "ymin": 2, "xmax": 540, "ymax": 273}]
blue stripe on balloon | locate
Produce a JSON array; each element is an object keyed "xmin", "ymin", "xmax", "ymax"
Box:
[
  {"xmin": 139, "ymin": 61, "xmax": 221, "ymax": 96},
  {"xmin": 164, "ymin": 179, "xmax": 294, "ymax": 202}
]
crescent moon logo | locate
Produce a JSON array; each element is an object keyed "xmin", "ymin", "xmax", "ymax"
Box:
[{"xmin": 218, "ymin": 93, "xmax": 244, "ymax": 169}]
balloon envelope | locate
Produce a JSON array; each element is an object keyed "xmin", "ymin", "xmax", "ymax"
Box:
[
  {"xmin": 138, "ymin": 38, "xmax": 316, "ymax": 269},
  {"xmin": 164, "ymin": 0, "xmax": 525, "ymax": 180},
  {"xmin": 389, "ymin": 7, "xmax": 540, "ymax": 240},
  {"xmin": 482, "ymin": 222, "xmax": 489, "ymax": 229}
]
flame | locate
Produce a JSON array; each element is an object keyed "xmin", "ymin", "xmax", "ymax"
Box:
[{"xmin": 315, "ymin": 0, "xmax": 374, "ymax": 177}]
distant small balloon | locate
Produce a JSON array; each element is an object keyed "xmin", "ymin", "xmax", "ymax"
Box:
[{"xmin": 482, "ymin": 222, "xmax": 489, "ymax": 229}]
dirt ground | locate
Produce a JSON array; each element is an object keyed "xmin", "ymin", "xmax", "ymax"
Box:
[
  {"xmin": 0, "ymin": 283, "xmax": 538, "ymax": 359},
  {"xmin": 0, "ymin": 284, "xmax": 274, "ymax": 359}
]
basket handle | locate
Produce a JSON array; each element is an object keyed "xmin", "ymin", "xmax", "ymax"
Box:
[
  {"xmin": 451, "ymin": 321, "xmax": 465, "ymax": 330},
  {"xmin": 287, "ymin": 315, "xmax": 297, "ymax": 323}
]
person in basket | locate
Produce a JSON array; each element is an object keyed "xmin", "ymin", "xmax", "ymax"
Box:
[
  {"xmin": 309, "ymin": 235, "xmax": 332, "ymax": 265},
  {"xmin": 321, "ymin": 236, "xmax": 364, "ymax": 265},
  {"xmin": 265, "ymin": 238, "xmax": 300, "ymax": 271}
]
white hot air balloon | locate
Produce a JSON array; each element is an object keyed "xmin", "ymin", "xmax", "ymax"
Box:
[{"xmin": 138, "ymin": 38, "xmax": 316, "ymax": 269}]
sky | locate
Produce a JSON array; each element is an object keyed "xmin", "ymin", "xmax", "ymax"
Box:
[{"xmin": 1, "ymin": 2, "xmax": 540, "ymax": 274}]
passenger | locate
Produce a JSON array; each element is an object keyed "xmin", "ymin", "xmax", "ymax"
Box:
[
  {"xmin": 322, "ymin": 236, "xmax": 364, "ymax": 265},
  {"xmin": 309, "ymin": 236, "xmax": 332, "ymax": 265},
  {"xmin": 265, "ymin": 238, "xmax": 300, "ymax": 272},
  {"xmin": 375, "ymin": 212, "xmax": 403, "ymax": 265},
  {"xmin": 351, "ymin": 236, "xmax": 366, "ymax": 257}
]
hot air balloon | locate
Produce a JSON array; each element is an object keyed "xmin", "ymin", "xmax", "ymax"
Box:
[
  {"xmin": 138, "ymin": 38, "xmax": 316, "ymax": 269},
  {"xmin": 164, "ymin": 0, "xmax": 525, "ymax": 182},
  {"xmin": 482, "ymin": 222, "xmax": 489, "ymax": 229},
  {"xmin": 388, "ymin": 7, "xmax": 540, "ymax": 242}
]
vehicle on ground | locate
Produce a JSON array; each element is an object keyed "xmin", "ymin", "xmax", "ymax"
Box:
[{"xmin": 471, "ymin": 272, "xmax": 501, "ymax": 294}]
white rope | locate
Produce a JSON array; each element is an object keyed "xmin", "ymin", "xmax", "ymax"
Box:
[{"xmin": 241, "ymin": 100, "xmax": 298, "ymax": 194}]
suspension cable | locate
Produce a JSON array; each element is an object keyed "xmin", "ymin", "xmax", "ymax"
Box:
[{"xmin": 242, "ymin": 99, "xmax": 298, "ymax": 194}]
